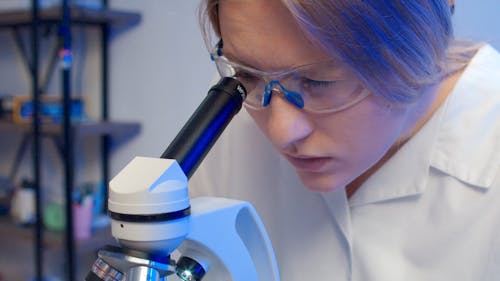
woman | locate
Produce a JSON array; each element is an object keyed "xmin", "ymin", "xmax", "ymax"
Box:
[{"xmin": 190, "ymin": 0, "xmax": 500, "ymax": 280}]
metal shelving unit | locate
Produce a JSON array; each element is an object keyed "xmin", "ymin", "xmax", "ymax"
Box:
[{"xmin": 0, "ymin": 2, "xmax": 141, "ymax": 280}]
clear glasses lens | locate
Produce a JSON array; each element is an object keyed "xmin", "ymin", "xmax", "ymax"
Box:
[{"xmin": 214, "ymin": 56, "xmax": 368, "ymax": 113}]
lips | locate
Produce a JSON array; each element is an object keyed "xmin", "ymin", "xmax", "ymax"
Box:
[{"xmin": 284, "ymin": 154, "xmax": 333, "ymax": 172}]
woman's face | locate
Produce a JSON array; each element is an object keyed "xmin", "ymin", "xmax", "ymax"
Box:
[{"xmin": 218, "ymin": 0, "xmax": 414, "ymax": 192}]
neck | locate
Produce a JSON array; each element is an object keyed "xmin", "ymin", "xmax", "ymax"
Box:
[{"xmin": 346, "ymin": 69, "xmax": 464, "ymax": 199}]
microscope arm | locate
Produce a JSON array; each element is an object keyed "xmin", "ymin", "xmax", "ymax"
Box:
[{"xmin": 177, "ymin": 197, "xmax": 280, "ymax": 281}]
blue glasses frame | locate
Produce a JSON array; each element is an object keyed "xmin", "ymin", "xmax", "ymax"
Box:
[{"xmin": 263, "ymin": 80, "xmax": 304, "ymax": 109}]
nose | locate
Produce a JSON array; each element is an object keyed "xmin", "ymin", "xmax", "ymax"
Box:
[{"xmin": 265, "ymin": 91, "xmax": 313, "ymax": 151}]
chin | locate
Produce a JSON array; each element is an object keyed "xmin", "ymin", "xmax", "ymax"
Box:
[{"xmin": 296, "ymin": 170, "xmax": 348, "ymax": 193}]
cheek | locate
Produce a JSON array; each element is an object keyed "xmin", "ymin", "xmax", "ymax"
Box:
[
  {"xmin": 246, "ymin": 97, "xmax": 409, "ymax": 156},
  {"xmin": 326, "ymin": 99, "xmax": 408, "ymax": 163},
  {"xmin": 245, "ymin": 107, "xmax": 270, "ymax": 136}
]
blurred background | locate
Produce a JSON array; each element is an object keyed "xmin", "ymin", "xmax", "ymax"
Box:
[{"xmin": 0, "ymin": 1, "xmax": 498, "ymax": 280}]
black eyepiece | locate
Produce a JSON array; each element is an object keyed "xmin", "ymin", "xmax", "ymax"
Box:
[{"xmin": 160, "ymin": 77, "xmax": 246, "ymax": 178}]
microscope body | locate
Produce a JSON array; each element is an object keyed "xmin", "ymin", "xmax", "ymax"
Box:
[
  {"xmin": 87, "ymin": 78, "xmax": 280, "ymax": 280},
  {"xmin": 88, "ymin": 156, "xmax": 280, "ymax": 281}
]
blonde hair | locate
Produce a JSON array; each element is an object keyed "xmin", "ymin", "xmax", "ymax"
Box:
[{"xmin": 200, "ymin": 0, "xmax": 481, "ymax": 104}]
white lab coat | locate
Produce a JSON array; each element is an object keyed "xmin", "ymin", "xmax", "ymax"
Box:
[{"xmin": 189, "ymin": 44, "xmax": 500, "ymax": 281}]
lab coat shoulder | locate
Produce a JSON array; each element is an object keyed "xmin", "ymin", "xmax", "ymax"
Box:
[{"xmin": 430, "ymin": 44, "xmax": 500, "ymax": 190}]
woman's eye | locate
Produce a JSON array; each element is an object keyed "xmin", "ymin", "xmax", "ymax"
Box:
[{"xmin": 302, "ymin": 78, "xmax": 337, "ymax": 88}]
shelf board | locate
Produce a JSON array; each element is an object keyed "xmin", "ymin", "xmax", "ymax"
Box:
[
  {"xmin": 0, "ymin": 120, "xmax": 141, "ymax": 142},
  {"xmin": 0, "ymin": 6, "xmax": 141, "ymax": 28}
]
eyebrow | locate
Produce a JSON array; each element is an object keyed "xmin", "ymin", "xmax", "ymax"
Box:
[
  {"xmin": 218, "ymin": 39, "xmax": 308, "ymax": 71},
  {"xmin": 222, "ymin": 50, "xmax": 274, "ymax": 72}
]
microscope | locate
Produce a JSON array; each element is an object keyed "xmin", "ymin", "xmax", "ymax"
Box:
[{"xmin": 85, "ymin": 77, "xmax": 281, "ymax": 281}]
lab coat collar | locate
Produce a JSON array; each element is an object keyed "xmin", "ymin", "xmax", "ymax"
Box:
[
  {"xmin": 347, "ymin": 104, "xmax": 440, "ymax": 207},
  {"xmin": 348, "ymin": 44, "xmax": 500, "ymax": 207}
]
